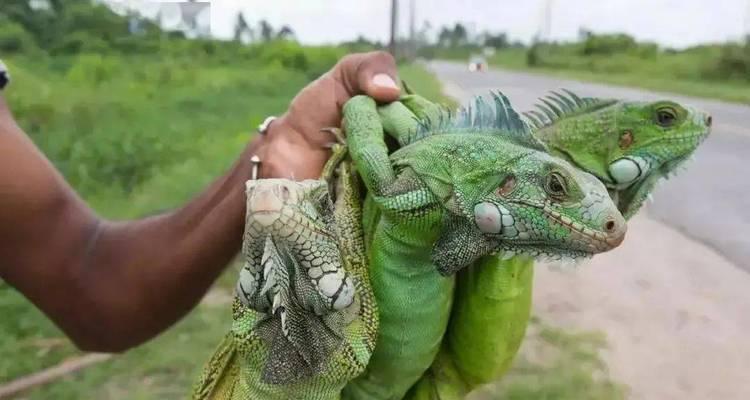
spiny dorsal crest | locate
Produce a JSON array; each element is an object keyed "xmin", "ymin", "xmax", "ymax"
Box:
[
  {"xmin": 414, "ymin": 91, "xmax": 547, "ymax": 152},
  {"xmin": 523, "ymin": 89, "xmax": 617, "ymax": 130}
]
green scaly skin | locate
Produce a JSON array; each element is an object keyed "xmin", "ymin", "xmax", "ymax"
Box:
[
  {"xmin": 193, "ymin": 143, "xmax": 377, "ymax": 400},
  {"xmin": 404, "ymin": 91, "xmax": 711, "ymax": 399},
  {"xmin": 340, "ymin": 94, "xmax": 626, "ymax": 400}
]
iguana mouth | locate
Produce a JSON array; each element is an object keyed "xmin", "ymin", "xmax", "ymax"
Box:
[
  {"xmin": 542, "ymin": 206, "xmax": 625, "ymax": 251},
  {"xmin": 247, "ymin": 181, "xmax": 296, "ymax": 227},
  {"xmin": 491, "ymin": 244, "xmax": 591, "ymax": 263},
  {"xmin": 505, "ymin": 200, "xmax": 626, "ymax": 252}
]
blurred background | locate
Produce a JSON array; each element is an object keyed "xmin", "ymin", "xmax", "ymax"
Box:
[{"xmin": 0, "ymin": 1, "xmax": 748, "ymax": 399}]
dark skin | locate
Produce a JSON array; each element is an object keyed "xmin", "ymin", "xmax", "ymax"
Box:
[{"xmin": 0, "ymin": 51, "xmax": 400, "ymax": 352}]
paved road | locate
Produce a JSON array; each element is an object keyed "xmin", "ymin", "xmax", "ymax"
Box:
[{"xmin": 428, "ymin": 61, "xmax": 750, "ymax": 272}]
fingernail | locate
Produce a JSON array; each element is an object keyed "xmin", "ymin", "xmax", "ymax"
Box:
[{"xmin": 372, "ymin": 73, "xmax": 398, "ymax": 90}]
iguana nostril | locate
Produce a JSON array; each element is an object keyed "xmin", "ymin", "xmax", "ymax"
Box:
[
  {"xmin": 604, "ymin": 220, "xmax": 616, "ymax": 233},
  {"xmin": 280, "ymin": 185, "xmax": 290, "ymax": 201}
]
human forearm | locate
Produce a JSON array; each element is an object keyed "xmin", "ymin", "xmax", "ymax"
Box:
[
  {"xmin": 63, "ymin": 137, "xmax": 262, "ymax": 351},
  {"xmin": 0, "ymin": 93, "xmax": 262, "ymax": 350}
]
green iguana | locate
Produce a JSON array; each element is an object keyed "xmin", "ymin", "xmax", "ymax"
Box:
[
  {"xmin": 339, "ymin": 94, "xmax": 627, "ymax": 400},
  {"xmin": 403, "ymin": 91, "xmax": 712, "ymax": 399},
  {"xmin": 193, "ymin": 141, "xmax": 377, "ymax": 400}
]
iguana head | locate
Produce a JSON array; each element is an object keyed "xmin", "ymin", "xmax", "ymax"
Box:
[
  {"xmin": 407, "ymin": 93, "xmax": 627, "ymax": 275},
  {"xmin": 431, "ymin": 143, "xmax": 627, "ymax": 275},
  {"xmin": 245, "ymin": 178, "xmax": 334, "ymax": 239},
  {"xmin": 473, "ymin": 151, "xmax": 626, "ymax": 254},
  {"xmin": 528, "ymin": 91, "xmax": 711, "ymax": 218}
]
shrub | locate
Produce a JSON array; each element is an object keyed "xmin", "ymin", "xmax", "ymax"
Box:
[
  {"xmin": 711, "ymin": 42, "xmax": 750, "ymax": 81},
  {"xmin": 0, "ymin": 19, "xmax": 36, "ymax": 53},
  {"xmin": 52, "ymin": 31, "xmax": 110, "ymax": 55},
  {"xmin": 582, "ymin": 33, "xmax": 638, "ymax": 56},
  {"xmin": 254, "ymin": 40, "xmax": 310, "ymax": 72},
  {"xmin": 65, "ymin": 53, "xmax": 121, "ymax": 85}
]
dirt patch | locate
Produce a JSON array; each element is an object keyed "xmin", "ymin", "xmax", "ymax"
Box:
[{"xmin": 530, "ymin": 213, "xmax": 750, "ymax": 400}]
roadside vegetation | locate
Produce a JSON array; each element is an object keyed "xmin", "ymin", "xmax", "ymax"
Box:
[
  {"xmin": 415, "ymin": 23, "xmax": 750, "ymax": 104},
  {"xmin": 498, "ymin": 34, "xmax": 750, "ymax": 104},
  {"xmin": 1, "ymin": 2, "xmax": 619, "ymax": 398}
]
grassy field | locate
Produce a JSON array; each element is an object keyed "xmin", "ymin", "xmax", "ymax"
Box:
[{"xmin": 399, "ymin": 63, "xmax": 460, "ymax": 109}]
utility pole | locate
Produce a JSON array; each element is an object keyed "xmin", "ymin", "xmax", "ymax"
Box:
[
  {"xmin": 408, "ymin": 0, "xmax": 416, "ymax": 60},
  {"xmin": 542, "ymin": 0, "xmax": 553, "ymax": 41},
  {"xmin": 389, "ymin": 0, "xmax": 399, "ymax": 56},
  {"xmin": 535, "ymin": 0, "xmax": 553, "ymax": 42},
  {"xmin": 744, "ymin": 0, "xmax": 750, "ymax": 40}
]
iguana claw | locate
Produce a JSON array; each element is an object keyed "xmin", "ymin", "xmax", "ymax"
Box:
[
  {"xmin": 401, "ymin": 79, "xmax": 413, "ymax": 95},
  {"xmin": 320, "ymin": 128, "xmax": 349, "ymax": 185},
  {"xmin": 321, "ymin": 126, "xmax": 346, "ymax": 145}
]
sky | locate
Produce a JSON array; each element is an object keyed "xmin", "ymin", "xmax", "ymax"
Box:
[{"xmin": 118, "ymin": 0, "xmax": 750, "ymax": 48}]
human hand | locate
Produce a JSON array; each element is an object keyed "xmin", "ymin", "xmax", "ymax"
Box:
[{"xmin": 255, "ymin": 51, "xmax": 400, "ymax": 179}]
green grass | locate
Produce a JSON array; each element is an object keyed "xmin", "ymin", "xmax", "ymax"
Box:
[
  {"xmin": 468, "ymin": 319, "xmax": 627, "ymax": 400},
  {"xmin": 483, "ymin": 47, "xmax": 750, "ymax": 104},
  {"xmin": 399, "ymin": 63, "xmax": 460, "ymax": 109}
]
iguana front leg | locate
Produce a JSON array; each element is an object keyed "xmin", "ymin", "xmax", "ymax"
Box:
[
  {"xmin": 194, "ymin": 142, "xmax": 377, "ymax": 400},
  {"xmin": 377, "ymin": 93, "xmax": 443, "ymax": 147},
  {"xmin": 344, "ymin": 96, "xmax": 397, "ymax": 195},
  {"xmin": 240, "ymin": 179, "xmax": 355, "ymax": 315},
  {"xmin": 341, "ymin": 96, "xmax": 452, "ymax": 400}
]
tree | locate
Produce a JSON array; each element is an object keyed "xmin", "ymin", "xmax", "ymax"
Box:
[
  {"xmin": 233, "ymin": 12, "xmax": 252, "ymax": 43},
  {"xmin": 578, "ymin": 27, "xmax": 593, "ymax": 41},
  {"xmin": 415, "ymin": 20, "xmax": 431, "ymax": 47},
  {"xmin": 258, "ymin": 19, "xmax": 274, "ymax": 42},
  {"xmin": 437, "ymin": 26, "xmax": 452, "ymax": 47},
  {"xmin": 276, "ymin": 25, "xmax": 295, "ymax": 40},
  {"xmin": 483, "ymin": 32, "xmax": 508, "ymax": 49},
  {"xmin": 436, "ymin": 23, "xmax": 469, "ymax": 48},
  {"xmin": 450, "ymin": 23, "xmax": 467, "ymax": 47}
]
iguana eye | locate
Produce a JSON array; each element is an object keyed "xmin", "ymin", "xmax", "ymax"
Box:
[
  {"xmin": 544, "ymin": 172, "xmax": 567, "ymax": 199},
  {"xmin": 655, "ymin": 107, "xmax": 677, "ymax": 127}
]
